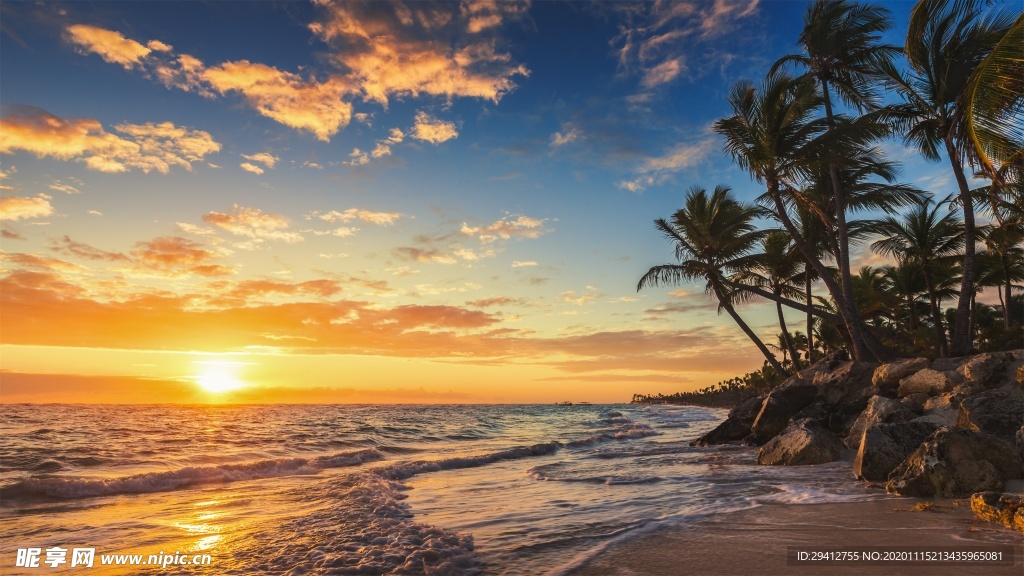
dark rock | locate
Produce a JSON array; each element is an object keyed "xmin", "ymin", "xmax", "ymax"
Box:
[
  {"xmin": 873, "ymin": 358, "xmax": 929, "ymax": 394},
  {"xmin": 691, "ymin": 395, "xmax": 765, "ymax": 446},
  {"xmin": 970, "ymin": 492, "xmax": 1024, "ymax": 533},
  {"xmin": 955, "ymin": 388, "xmax": 1024, "ymax": 441},
  {"xmin": 1017, "ymin": 426, "xmax": 1024, "ymax": 463},
  {"xmin": 747, "ymin": 377, "xmax": 818, "ymax": 445},
  {"xmin": 813, "ymin": 361, "xmax": 877, "ymax": 406},
  {"xmin": 931, "ymin": 356, "xmax": 971, "ymax": 372},
  {"xmin": 792, "ymin": 401, "xmax": 830, "ymax": 428},
  {"xmin": 828, "ymin": 386, "xmax": 877, "ymax": 437},
  {"xmin": 898, "ymin": 369, "xmax": 951, "ymax": 397},
  {"xmin": 757, "ymin": 422, "xmax": 846, "ymax": 466},
  {"xmin": 853, "ymin": 421, "xmax": 939, "ymax": 481},
  {"xmin": 901, "ymin": 393, "xmax": 930, "ymax": 414},
  {"xmin": 955, "ymin": 352, "xmax": 1014, "ymax": 394},
  {"xmin": 796, "ymin": 350, "xmax": 848, "ymax": 381},
  {"xmin": 886, "ymin": 428, "xmax": 1024, "ymax": 498},
  {"xmin": 845, "ymin": 396, "xmax": 915, "ymax": 451}
]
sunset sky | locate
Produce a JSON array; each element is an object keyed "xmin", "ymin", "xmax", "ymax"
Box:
[{"xmin": 0, "ymin": 0, "xmax": 972, "ymax": 403}]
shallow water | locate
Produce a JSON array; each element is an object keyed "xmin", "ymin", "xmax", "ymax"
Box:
[{"xmin": 1, "ymin": 404, "xmax": 883, "ymax": 574}]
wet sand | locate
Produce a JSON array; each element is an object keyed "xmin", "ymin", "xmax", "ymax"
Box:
[{"xmin": 569, "ymin": 499, "xmax": 1023, "ymax": 576}]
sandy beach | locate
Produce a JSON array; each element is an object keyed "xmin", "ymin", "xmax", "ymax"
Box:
[{"xmin": 569, "ymin": 498, "xmax": 1024, "ymax": 576}]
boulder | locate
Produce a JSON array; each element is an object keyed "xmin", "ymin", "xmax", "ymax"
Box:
[
  {"xmin": 1017, "ymin": 365, "xmax": 1024, "ymax": 386},
  {"xmin": 955, "ymin": 388, "xmax": 1024, "ymax": 441},
  {"xmin": 853, "ymin": 421, "xmax": 939, "ymax": 481},
  {"xmin": 873, "ymin": 358, "xmax": 929, "ymax": 394},
  {"xmin": 956, "ymin": 352, "xmax": 1013, "ymax": 393},
  {"xmin": 813, "ymin": 361, "xmax": 877, "ymax": 406},
  {"xmin": 970, "ymin": 492, "xmax": 1024, "ymax": 532},
  {"xmin": 827, "ymin": 386, "xmax": 877, "ymax": 437},
  {"xmin": 886, "ymin": 428, "xmax": 1024, "ymax": 498},
  {"xmin": 845, "ymin": 396, "xmax": 915, "ymax": 451},
  {"xmin": 898, "ymin": 369, "xmax": 951, "ymax": 397},
  {"xmin": 796, "ymin": 350, "xmax": 848, "ymax": 381},
  {"xmin": 757, "ymin": 422, "xmax": 846, "ymax": 466},
  {"xmin": 690, "ymin": 395, "xmax": 765, "ymax": 446},
  {"xmin": 747, "ymin": 377, "xmax": 818, "ymax": 445},
  {"xmin": 791, "ymin": 401, "xmax": 830, "ymax": 428},
  {"xmin": 901, "ymin": 393, "xmax": 930, "ymax": 414},
  {"xmin": 931, "ymin": 356, "xmax": 971, "ymax": 372},
  {"xmin": 1017, "ymin": 426, "xmax": 1024, "ymax": 463}
]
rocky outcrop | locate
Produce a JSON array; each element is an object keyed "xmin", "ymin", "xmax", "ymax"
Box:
[
  {"xmin": 844, "ymin": 396, "xmax": 914, "ymax": 451},
  {"xmin": 1017, "ymin": 426, "xmax": 1024, "ymax": 463},
  {"xmin": 900, "ymin": 393, "xmax": 930, "ymax": 413},
  {"xmin": 814, "ymin": 361, "xmax": 877, "ymax": 406},
  {"xmin": 954, "ymin": 352, "xmax": 1015, "ymax": 395},
  {"xmin": 897, "ymin": 369, "xmax": 951, "ymax": 397},
  {"xmin": 970, "ymin": 492, "xmax": 1024, "ymax": 532},
  {"xmin": 886, "ymin": 428, "xmax": 1024, "ymax": 498},
  {"xmin": 853, "ymin": 421, "xmax": 939, "ymax": 481},
  {"xmin": 690, "ymin": 394, "xmax": 765, "ymax": 446},
  {"xmin": 757, "ymin": 422, "xmax": 846, "ymax": 466},
  {"xmin": 747, "ymin": 378, "xmax": 817, "ymax": 445},
  {"xmin": 955, "ymin": 388, "xmax": 1024, "ymax": 441},
  {"xmin": 872, "ymin": 358, "xmax": 928, "ymax": 395}
]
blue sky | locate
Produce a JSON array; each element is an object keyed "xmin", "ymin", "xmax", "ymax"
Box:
[{"xmin": 0, "ymin": 1, "xmax": 985, "ymax": 403}]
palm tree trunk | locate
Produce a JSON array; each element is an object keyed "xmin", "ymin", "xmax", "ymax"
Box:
[
  {"xmin": 908, "ymin": 296, "xmax": 917, "ymax": 332},
  {"xmin": 712, "ymin": 282, "xmax": 790, "ymax": 377},
  {"xmin": 1003, "ymin": 256, "xmax": 1014, "ymax": 328},
  {"xmin": 945, "ymin": 135, "xmax": 976, "ymax": 356},
  {"xmin": 777, "ymin": 298, "xmax": 800, "ymax": 368},
  {"xmin": 766, "ymin": 189, "xmax": 888, "ymax": 361},
  {"xmin": 805, "ymin": 266, "xmax": 815, "ymax": 362},
  {"xmin": 716, "ymin": 273, "xmax": 841, "ymax": 321},
  {"xmin": 923, "ymin": 265, "xmax": 949, "ymax": 357}
]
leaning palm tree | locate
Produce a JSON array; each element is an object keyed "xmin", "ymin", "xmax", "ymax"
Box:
[
  {"xmin": 714, "ymin": 72, "xmax": 890, "ymax": 361},
  {"xmin": 881, "ymin": 0, "xmax": 1018, "ymax": 355},
  {"xmin": 737, "ymin": 231, "xmax": 805, "ymax": 367},
  {"xmin": 638, "ymin": 185, "xmax": 788, "ymax": 376},
  {"xmin": 871, "ymin": 195, "xmax": 966, "ymax": 357},
  {"xmin": 772, "ymin": 0, "xmax": 901, "ymax": 361}
]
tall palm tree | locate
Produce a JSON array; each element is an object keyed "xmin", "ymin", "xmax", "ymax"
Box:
[
  {"xmin": 980, "ymin": 217, "xmax": 1024, "ymax": 329},
  {"xmin": 963, "ymin": 13, "xmax": 1024, "ymax": 182},
  {"xmin": 637, "ymin": 185, "xmax": 789, "ymax": 376},
  {"xmin": 882, "ymin": 0, "xmax": 1018, "ymax": 355},
  {"xmin": 738, "ymin": 231, "xmax": 805, "ymax": 366},
  {"xmin": 871, "ymin": 195, "xmax": 966, "ymax": 356},
  {"xmin": 772, "ymin": 0, "xmax": 901, "ymax": 361},
  {"xmin": 714, "ymin": 72, "xmax": 891, "ymax": 361}
]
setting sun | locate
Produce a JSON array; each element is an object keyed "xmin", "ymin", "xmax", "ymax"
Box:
[{"xmin": 195, "ymin": 364, "xmax": 245, "ymax": 394}]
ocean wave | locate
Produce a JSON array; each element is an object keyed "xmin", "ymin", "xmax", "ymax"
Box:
[
  {"xmin": 528, "ymin": 468, "xmax": 664, "ymax": 486},
  {"xmin": 566, "ymin": 424, "xmax": 660, "ymax": 447},
  {"xmin": 2, "ymin": 448, "xmax": 383, "ymax": 501},
  {"xmin": 380, "ymin": 442, "xmax": 560, "ymax": 481}
]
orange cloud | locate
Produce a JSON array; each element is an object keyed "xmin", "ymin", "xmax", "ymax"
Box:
[
  {"xmin": 0, "ymin": 107, "xmax": 220, "ymax": 173},
  {"xmin": 314, "ymin": 208, "xmax": 403, "ymax": 225},
  {"xmin": 65, "ymin": 24, "xmax": 153, "ymax": 69},
  {"xmin": 0, "ymin": 195, "xmax": 53, "ymax": 221},
  {"xmin": 461, "ymin": 214, "xmax": 549, "ymax": 243},
  {"xmin": 202, "ymin": 206, "xmax": 303, "ymax": 243},
  {"xmin": 202, "ymin": 61, "xmax": 352, "ymax": 141},
  {"xmin": 411, "ymin": 111, "xmax": 459, "ymax": 144},
  {"xmin": 131, "ymin": 236, "xmax": 231, "ymax": 277}
]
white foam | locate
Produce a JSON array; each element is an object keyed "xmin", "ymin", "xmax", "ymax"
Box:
[{"xmin": 5, "ymin": 448, "xmax": 383, "ymax": 500}]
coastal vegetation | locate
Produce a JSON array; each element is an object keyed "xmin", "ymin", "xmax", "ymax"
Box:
[{"xmin": 636, "ymin": 0, "xmax": 1022, "ymax": 405}]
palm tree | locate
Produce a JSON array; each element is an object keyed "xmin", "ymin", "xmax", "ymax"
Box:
[
  {"xmin": 738, "ymin": 231, "xmax": 805, "ymax": 366},
  {"xmin": 714, "ymin": 72, "xmax": 890, "ymax": 361},
  {"xmin": 871, "ymin": 195, "xmax": 965, "ymax": 356},
  {"xmin": 881, "ymin": 259, "xmax": 928, "ymax": 335},
  {"xmin": 637, "ymin": 185, "xmax": 789, "ymax": 376},
  {"xmin": 882, "ymin": 0, "xmax": 1018, "ymax": 355},
  {"xmin": 772, "ymin": 0, "xmax": 901, "ymax": 361},
  {"xmin": 980, "ymin": 218, "xmax": 1024, "ymax": 329},
  {"xmin": 963, "ymin": 13, "xmax": 1024, "ymax": 182}
]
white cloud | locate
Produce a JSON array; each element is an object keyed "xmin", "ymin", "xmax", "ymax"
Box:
[
  {"xmin": 617, "ymin": 138, "xmax": 714, "ymax": 193},
  {"xmin": 462, "ymin": 214, "xmax": 549, "ymax": 243},
  {"xmin": 0, "ymin": 195, "xmax": 54, "ymax": 221},
  {"xmin": 241, "ymin": 152, "xmax": 279, "ymax": 168},
  {"xmin": 240, "ymin": 162, "xmax": 265, "ymax": 175},
  {"xmin": 512, "ymin": 260, "xmax": 538, "ymax": 268}
]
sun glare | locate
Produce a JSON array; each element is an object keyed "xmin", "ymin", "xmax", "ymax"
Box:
[{"xmin": 195, "ymin": 363, "xmax": 245, "ymax": 394}]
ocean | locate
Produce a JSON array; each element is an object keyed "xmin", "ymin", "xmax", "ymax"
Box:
[{"xmin": 1, "ymin": 404, "xmax": 884, "ymax": 574}]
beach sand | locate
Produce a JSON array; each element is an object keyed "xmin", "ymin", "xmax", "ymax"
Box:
[{"xmin": 569, "ymin": 498, "xmax": 1023, "ymax": 576}]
